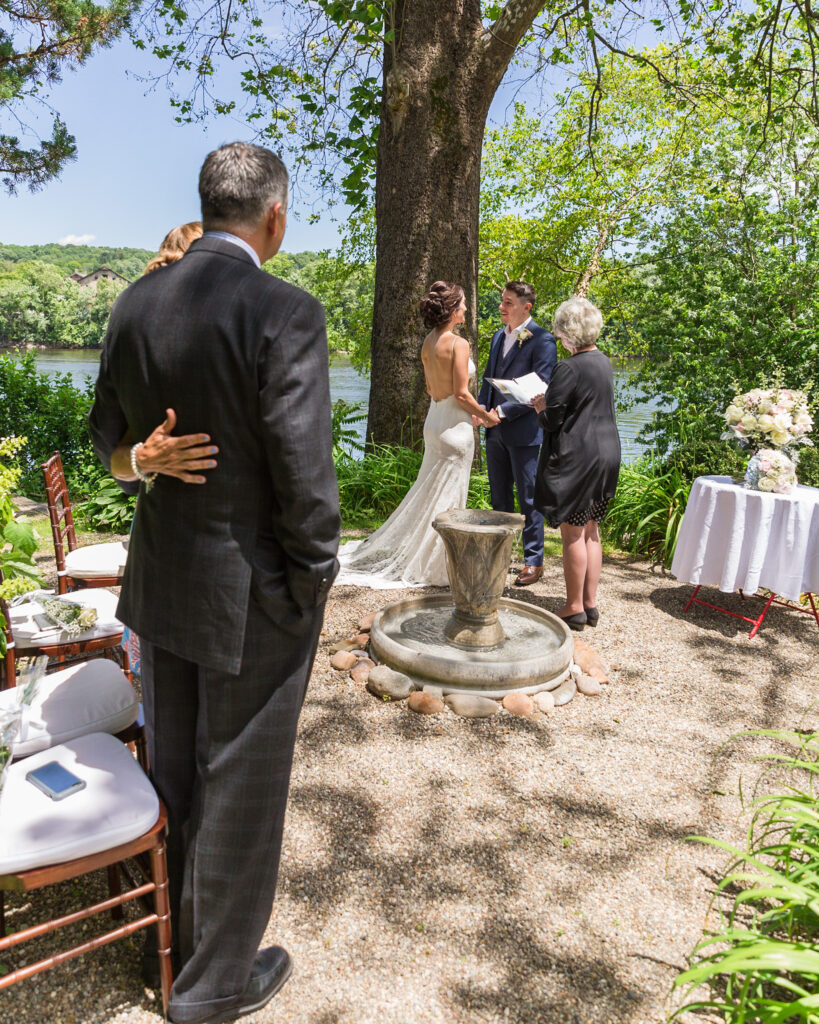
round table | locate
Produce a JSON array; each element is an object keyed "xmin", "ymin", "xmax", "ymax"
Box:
[{"xmin": 671, "ymin": 475, "xmax": 819, "ymax": 636}]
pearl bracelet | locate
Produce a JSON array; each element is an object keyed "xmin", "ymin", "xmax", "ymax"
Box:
[{"xmin": 130, "ymin": 442, "xmax": 157, "ymax": 492}]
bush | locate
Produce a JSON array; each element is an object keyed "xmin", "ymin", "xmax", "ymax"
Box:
[
  {"xmin": 0, "ymin": 437, "xmax": 40, "ymax": 609},
  {"xmin": 602, "ymin": 457, "xmax": 690, "ymax": 566},
  {"xmin": 0, "ymin": 352, "xmax": 96, "ymax": 498},
  {"xmin": 331, "ymin": 399, "xmax": 367, "ymax": 461},
  {"xmin": 672, "ymin": 728, "xmax": 819, "ymax": 1023},
  {"xmin": 74, "ymin": 473, "xmax": 136, "ymax": 532}
]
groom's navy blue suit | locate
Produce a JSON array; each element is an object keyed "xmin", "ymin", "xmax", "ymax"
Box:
[{"xmin": 478, "ymin": 321, "xmax": 557, "ymax": 565}]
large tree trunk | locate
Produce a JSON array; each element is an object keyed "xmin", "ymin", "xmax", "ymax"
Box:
[{"xmin": 367, "ymin": 0, "xmax": 545, "ymax": 447}]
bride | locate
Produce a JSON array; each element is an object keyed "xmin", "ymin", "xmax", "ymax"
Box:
[{"xmin": 336, "ymin": 281, "xmax": 494, "ymax": 588}]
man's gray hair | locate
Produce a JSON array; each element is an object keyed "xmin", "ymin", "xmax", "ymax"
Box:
[
  {"xmin": 199, "ymin": 142, "xmax": 289, "ymax": 232},
  {"xmin": 552, "ymin": 296, "xmax": 603, "ymax": 351}
]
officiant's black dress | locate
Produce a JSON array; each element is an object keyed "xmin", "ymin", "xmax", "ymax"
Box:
[{"xmin": 534, "ymin": 348, "xmax": 621, "ymax": 528}]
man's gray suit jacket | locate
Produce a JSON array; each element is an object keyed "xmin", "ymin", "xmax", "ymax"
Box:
[{"xmin": 89, "ymin": 236, "xmax": 341, "ymax": 674}]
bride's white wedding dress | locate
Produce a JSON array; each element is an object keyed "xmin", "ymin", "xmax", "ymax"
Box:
[{"xmin": 336, "ymin": 359, "xmax": 476, "ymax": 588}]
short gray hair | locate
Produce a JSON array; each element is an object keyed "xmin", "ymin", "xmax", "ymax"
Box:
[
  {"xmin": 552, "ymin": 296, "xmax": 603, "ymax": 351},
  {"xmin": 199, "ymin": 142, "xmax": 289, "ymax": 232}
]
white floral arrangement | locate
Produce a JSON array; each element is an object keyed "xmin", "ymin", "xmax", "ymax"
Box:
[
  {"xmin": 722, "ymin": 387, "xmax": 814, "ymax": 451},
  {"xmin": 745, "ymin": 449, "xmax": 798, "ymax": 494}
]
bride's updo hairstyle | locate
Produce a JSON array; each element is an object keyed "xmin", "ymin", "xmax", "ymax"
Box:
[
  {"xmin": 420, "ymin": 281, "xmax": 465, "ymax": 330},
  {"xmin": 144, "ymin": 221, "xmax": 203, "ymax": 274}
]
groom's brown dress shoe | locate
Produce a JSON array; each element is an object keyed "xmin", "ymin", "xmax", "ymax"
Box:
[
  {"xmin": 170, "ymin": 946, "xmax": 293, "ymax": 1024},
  {"xmin": 514, "ymin": 565, "xmax": 543, "ymax": 586}
]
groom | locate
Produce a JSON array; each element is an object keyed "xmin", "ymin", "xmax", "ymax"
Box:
[{"xmin": 477, "ymin": 281, "xmax": 557, "ymax": 586}]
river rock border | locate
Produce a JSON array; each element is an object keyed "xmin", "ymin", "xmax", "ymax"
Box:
[{"xmin": 328, "ymin": 612, "xmax": 612, "ymax": 717}]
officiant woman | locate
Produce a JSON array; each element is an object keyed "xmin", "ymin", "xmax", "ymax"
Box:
[{"xmin": 532, "ymin": 297, "xmax": 620, "ymax": 631}]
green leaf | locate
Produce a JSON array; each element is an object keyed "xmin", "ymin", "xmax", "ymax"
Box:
[{"xmin": 3, "ymin": 520, "xmax": 38, "ymax": 557}]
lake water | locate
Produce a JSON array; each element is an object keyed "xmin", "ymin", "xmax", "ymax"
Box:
[{"xmin": 32, "ymin": 349, "xmax": 658, "ymax": 463}]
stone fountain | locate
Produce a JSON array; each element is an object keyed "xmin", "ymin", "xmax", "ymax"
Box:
[{"xmin": 368, "ymin": 508, "xmax": 573, "ymax": 698}]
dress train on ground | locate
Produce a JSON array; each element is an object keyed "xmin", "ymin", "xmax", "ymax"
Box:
[{"xmin": 335, "ymin": 395, "xmax": 474, "ymax": 589}]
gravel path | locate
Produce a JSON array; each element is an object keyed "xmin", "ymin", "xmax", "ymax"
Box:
[{"xmin": 2, "ymin": 545, "xmax": 817, "ymax": 1024}]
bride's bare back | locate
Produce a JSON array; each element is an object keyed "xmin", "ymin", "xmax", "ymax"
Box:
[{"xmin": 422, "ymin": 330, "xmax": 469, "ymax": 401}]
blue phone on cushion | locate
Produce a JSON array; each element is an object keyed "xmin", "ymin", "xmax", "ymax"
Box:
[{"xmin": 26, "ymin": 761, "xmax": 86, "ymax": 801}]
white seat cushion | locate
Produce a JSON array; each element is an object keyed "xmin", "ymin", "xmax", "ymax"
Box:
[
  {"xmin": 0, "ymin": 660, "xmax": 139, "ymax": 759},
  {"xmin": 64, "ymin": 541, "xmax": 128, "ymax": 580},
  {"xmin": 0, "ymin": 733, "xmax": 159, "ymax": 874},
  {"xmin": 11, "ymin": 590, "xmax": 123, "ymax": 649}
]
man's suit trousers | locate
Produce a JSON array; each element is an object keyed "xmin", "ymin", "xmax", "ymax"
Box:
[
  {"xmin": 140, "ymin": 593, "xmax": 323, "ymax": 1023},
  {"xmin": 485, "ymin": 428, "xmax": 544, "ymax": 566}
]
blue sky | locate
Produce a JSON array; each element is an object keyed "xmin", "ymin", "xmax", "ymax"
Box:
[{"xmin": 0, "ymin": 38, "xmax": 346, "ymax": 253}]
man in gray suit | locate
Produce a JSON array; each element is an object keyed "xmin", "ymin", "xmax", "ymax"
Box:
[{"xmin": 90, "ymin": 143, "xmax": 340, "ymax": 1024}]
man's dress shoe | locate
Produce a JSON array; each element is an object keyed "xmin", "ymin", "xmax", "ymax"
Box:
[
  {"xmin": 170, "ymin": 946, "xmax": 293, "ymax": 1024},
  {"xmin": 514, "ymin": 565, "xmax": 543, "ymax": 586}
]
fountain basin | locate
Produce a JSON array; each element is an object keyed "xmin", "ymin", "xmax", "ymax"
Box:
[{"xmin": 369, "ymin": 594, "xmax": 573, "ymax": 698}]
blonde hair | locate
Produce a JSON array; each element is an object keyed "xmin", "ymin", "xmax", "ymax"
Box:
[{"xmin": 144, "ymin": 221, "xmax": 203, "ymax": 274}]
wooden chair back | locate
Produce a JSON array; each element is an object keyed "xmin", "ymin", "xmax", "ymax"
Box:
[
  {"xmin": 0, "ymin": 589, "xmax": 15, "ymax": 690},
  {"xmin": 41, "ymin": 453, "xmax": 77, "ymax": 589}
]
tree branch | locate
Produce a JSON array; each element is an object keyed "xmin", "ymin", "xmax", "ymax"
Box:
[{"xmin": 481, "ymin": 0, "xmax": 550, "ymax": 70}]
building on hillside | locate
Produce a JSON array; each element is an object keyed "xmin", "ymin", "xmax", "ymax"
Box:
[
  {"xmin": 70, "ymin": 267, "xmax": 131, "ymax": 291},
  {"xmin": 68, "ymin": 270, "xmax": 84, "ymax": 282}
]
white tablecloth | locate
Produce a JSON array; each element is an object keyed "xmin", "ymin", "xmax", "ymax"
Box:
[{"xmin": 671, "ymin": 475, "xmax": 819, "ymax": 603}]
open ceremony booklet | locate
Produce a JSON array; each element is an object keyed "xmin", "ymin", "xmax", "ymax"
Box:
[{"xmin": 489, "ymin": 372, "xmax": 548, "ymax": 406}]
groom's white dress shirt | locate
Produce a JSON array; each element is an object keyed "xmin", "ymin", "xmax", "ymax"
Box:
[
  {"xmin": 202, "ymin": 230, "xmax": 261, "ymax": 268},
  {"xmin": 501, "ymin": 316, "xmax": 532, "ymax": 359}
]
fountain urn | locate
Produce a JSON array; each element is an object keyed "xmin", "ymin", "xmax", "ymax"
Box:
[{"xmin": 432, "ymin": 508, "xmax": 525, "ymax": 648}]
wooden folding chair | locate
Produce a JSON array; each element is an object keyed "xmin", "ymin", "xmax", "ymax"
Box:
[
  {"xmin": 0, "ymin": 574, "xmax": 130, "ymax": 691},
  {"xmin": 41, "ymin": 452, "xmax": 128, "ymax": 595},
  {"xmin": 0, "ymin": 732, "xmax": 172, "ymax": 1014}
]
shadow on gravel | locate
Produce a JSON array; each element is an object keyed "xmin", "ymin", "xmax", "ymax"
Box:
[
  {"xmin": 278, "ymin": 765, "xmax": 700, "ymax": 1023},
  {"xmin": 450, "ymin": 912, "xmax": 650, "ymax": 1024}
]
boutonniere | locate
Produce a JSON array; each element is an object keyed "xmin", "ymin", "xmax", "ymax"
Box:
[{"xmin": 517, "ymin": 328, "xmax": 533, "ymax": 348}]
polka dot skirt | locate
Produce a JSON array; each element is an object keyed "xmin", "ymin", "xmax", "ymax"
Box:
[{"xmin": 564, "ymin": 498, "xmax": 610, "ymax": 527}]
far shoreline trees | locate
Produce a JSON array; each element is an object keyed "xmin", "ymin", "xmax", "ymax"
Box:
[{"xmin": 0, "ymin": 244, "xmax": 375, "ymax": 353}]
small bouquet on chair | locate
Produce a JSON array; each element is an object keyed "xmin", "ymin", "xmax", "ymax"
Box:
[{"xmin": 39, "ymin": 596, "xmax": 98, "ymax": 637}]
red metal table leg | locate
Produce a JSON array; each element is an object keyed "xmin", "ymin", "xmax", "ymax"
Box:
[
  {"xmin": 808, "ymin": 593, "xmax": 819, "ymax": 627},
  {"xmin": 682, "ymin": 587, "xmax": 819, "ymax": 638},
  {"xmin": 748, "ymin": 591, "xmax": 776, "ymax": 639}
]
